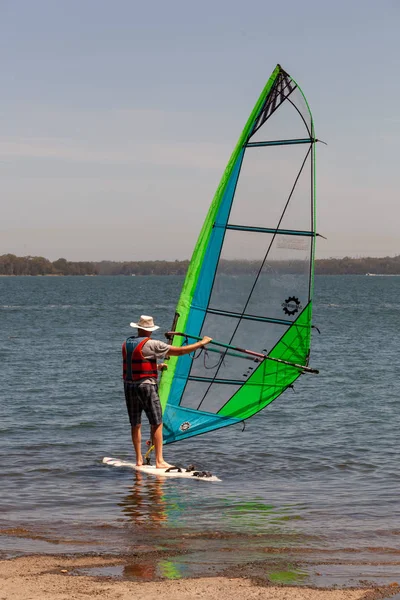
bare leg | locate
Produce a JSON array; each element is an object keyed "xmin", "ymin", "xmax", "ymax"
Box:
[
  {"xmin": 152, "ymin": 424, "xmax": 172, "ymax": 469},
  {"xmin": 131, "ymin": 425, "xmax": 143, "ymax": 466}
]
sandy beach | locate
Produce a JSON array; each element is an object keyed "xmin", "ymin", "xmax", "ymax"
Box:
[{"xmin": 1, "ymin": 554, "xmax": 399, "ymax": 600}]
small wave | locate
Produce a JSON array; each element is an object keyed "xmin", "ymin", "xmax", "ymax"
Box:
[
  {"xmin": 60, "ymin": 422, "xmax": 99, "ymax": 431},
  {"xmin": 153, "ymin": 304, "xmax": 176, "ymax": 309},
  {"xmin": 335, "ymin": 461, "xmax": 378, "ymax": 472},
  {"xmin": 318, "ymin": 303, "xmax": 371, "ymax": 309},
  {"xmin": 0, "ymin": 304, "xmax": 72, "ymax": 310},
  {"xmin": 0, "ymin": 305, "xmax": 23, "ymax": 309},
  {"xmin": 381, "ymin": 303, "xmax": 400, "ymax": 309}
]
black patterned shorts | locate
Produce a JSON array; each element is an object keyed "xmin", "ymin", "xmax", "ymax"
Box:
[{"xmin": 124, "ymin": 382, "xmax": 163, "ymax": 426}]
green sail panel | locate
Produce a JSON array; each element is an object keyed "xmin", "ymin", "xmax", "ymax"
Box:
[{"xmin": 218, "ymin": 302, "xmax": 312, "ymax": 420}]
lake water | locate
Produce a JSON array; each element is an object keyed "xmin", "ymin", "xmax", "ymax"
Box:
[{"xmin": 1, "ymin": 275, "xmax": 399, "ymax": 587}]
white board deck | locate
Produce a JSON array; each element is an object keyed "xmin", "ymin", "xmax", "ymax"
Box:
[{"xmin": 102, "ymin": 457, "xmax": 221, "ymax": 482}]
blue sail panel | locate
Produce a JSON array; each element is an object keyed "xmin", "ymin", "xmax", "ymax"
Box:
[
  {"xmin": 162, "ymin": 404, "xmax": 240, "ymax": 444},
  {"xmin": 166, "ymin": 150, "xmax": 245, "ymax": 407}
]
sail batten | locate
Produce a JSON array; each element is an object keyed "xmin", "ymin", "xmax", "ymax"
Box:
[
  {"xmin": 224, "ymin": 224, "xmax": 315, "ymax": 236},
  {"xmin": 159, "ymin": 65, "xmax": 317, "ymax": 444},
  {"xmin": 246, "ymin": 138, "xmax": 313, "ymax": 147},
  {"xmin": 204, "ymin": 308, "xmax": 295, "ymax": 326}
]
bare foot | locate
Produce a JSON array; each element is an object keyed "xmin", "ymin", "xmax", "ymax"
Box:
[
  {"xmin": 156, "ymin": 461, "xmax": 173, "ymax": 469},
  {"xmin": 136, "ymin": 456, "xmax": 143, "ymax": 467}
]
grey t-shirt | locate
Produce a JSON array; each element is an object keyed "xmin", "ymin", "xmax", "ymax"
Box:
[{"xmin": 140, "ymin": 339, "xmax": 171, "ymax": 385}]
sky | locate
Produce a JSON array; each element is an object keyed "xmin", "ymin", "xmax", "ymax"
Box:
[{"xmin": 0, "ymin": 0, "xmax": 399, "ymax": 261}]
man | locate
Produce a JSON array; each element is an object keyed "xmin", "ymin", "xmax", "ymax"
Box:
[{"xmin": 122, "ymin": 315, "xmax": 212, "ymax": 468}]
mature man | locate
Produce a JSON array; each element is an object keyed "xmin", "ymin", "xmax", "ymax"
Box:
[{"xmin": 122, "ymin": 315, "xmax": 212, "ymax": 468}]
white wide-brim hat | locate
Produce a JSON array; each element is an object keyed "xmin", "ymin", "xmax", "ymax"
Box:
[{"xmin": 130, "ymin": 315, "xmax": 160, "ymax": 332}]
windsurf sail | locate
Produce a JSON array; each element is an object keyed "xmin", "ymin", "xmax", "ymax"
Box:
[{"xmin": 159, "ymin": 64, "xmax": 319, "ymax": 444}]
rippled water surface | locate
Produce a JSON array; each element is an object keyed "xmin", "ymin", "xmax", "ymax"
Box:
[{"xmin": 1, "ymin": 275, "xmax": 399, "ymax": 574}]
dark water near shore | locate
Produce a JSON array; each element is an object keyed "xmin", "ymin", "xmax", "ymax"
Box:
[{"xmin": 1, "ymin": 275, "xmax": 399, "ymax": 587}]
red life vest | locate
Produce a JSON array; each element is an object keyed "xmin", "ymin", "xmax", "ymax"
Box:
[{"xmin": 122, "ymin": 336, "xmax": 158, "ymax": 382}]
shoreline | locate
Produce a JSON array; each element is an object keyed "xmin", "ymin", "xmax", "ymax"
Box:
[
  {"xmin": 2, "ymin": 273, "xmax": 400, "ymax": 277},
  {"xmin": 1, "ymin": 525, "xmax": 400, "ymax": 600},
  {"xmin": 0, "ymin": 553, "xmax": 398, "ymax": 600}
]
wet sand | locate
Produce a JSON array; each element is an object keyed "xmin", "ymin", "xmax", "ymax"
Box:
[
  {"xmin": 0, "ymin": 554, "xmax": 394, "ymax": 600},
  {"xmin": 1, "ymin": 526, "xmax": 400, "ymax": 600}
]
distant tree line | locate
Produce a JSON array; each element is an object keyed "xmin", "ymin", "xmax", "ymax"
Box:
[
  {"xmin": 316, "ymin": 256, "xmax": 400, "ymax": 275},
  {"xmin": 1, "ymin": 253, "xmax": 400, "ymax": 276},
  {"xmin": 96, "ymin": 259, "xmax": 190, "ymax": 276},
  {"xmin": 0, "ymin": 254, "xmax": 97, "ymax": 276}
]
